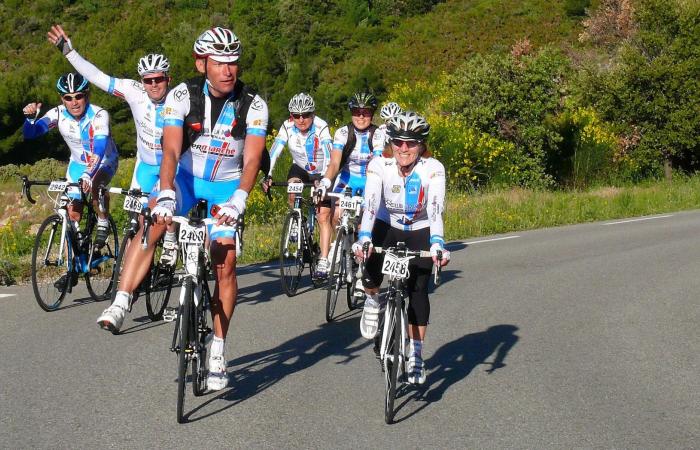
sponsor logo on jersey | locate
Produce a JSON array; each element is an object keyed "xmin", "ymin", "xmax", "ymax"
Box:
[
  {"xmin": 164, "ymin": 107, "xmax": 175, "ymax": 116},
  {"xmin": 174, "ymin": 88, "xmax": 188, "ymax": 101},
  {"xmin": 252, "ymin": 119, "xmax": 263, "ymax": 126},
  {"xmin": 391, "ymin": 185, "xmax": 401, "ymax": 193},
  {"xmin": 251, "ymin": 98, "xmax": 264, "ymax": 111}
]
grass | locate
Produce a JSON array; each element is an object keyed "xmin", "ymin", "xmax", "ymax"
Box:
[{"xmin": 4, "ymin": 175, "xmax": 700, "ymax": 285}]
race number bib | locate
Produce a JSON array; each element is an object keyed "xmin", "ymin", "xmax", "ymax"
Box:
[
  {"xmin": 287, "ymin": 183, "xmax": 304, "ymax": 194},
  {"xmin": 48, "ymin": 181, "xmax": 68, "ymax": 192},
  {"xmin": 339, "ymin": 198, "xmax": 361, "ymax": 211},
  {"xmin": 381, "ymin": 253, "xmax": 411, "ymax": 279},
  {"xmin": 122, "ymin": 195, "xmax": 143, "ymax": 213},
  {"xmin": 178, "ymin": 223, "xmax": 206, "ymax": 244}
]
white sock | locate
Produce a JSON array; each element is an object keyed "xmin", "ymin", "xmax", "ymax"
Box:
[
  {"xmin": 409, "ymin": 339, "xmax": 423, "ymax": 358},
  {"xmin": 164, "ymin": 231, "xmax": 177, "ymax": 242},
  {"xmin": 97, "ymin": 217, "xmax": 109, "ymax": 227},
  {"xmin": 211, "ymin": 336, "xmax": 225, "ymax": 358},
  {"xmin": 113, "ymin": 291, "xmax": 131, "ymax": 310}
]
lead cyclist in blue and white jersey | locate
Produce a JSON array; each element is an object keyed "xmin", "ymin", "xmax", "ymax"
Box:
[
  {"xmin": 262, "ymin": 93, "xmax": 334, "ymax": 277},
  {"xmin": 153, "ymin": 27, "xmax": 268, "ymax": 391},
  {"xmin": 352, "ymin": 111, "xmax": 450, "ymax": 385},
  {"xmin": 22, "ymin": 73, "xmax": 118, "ymax": 255}
]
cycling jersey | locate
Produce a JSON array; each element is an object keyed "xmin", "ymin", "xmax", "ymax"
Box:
[
  {"xmin": 268, "ymin": 116, "xmax": 332, "ymax": 176},
  {"xmin": 66, "ymin": 50, "xmax": 165, "ymax": 166},
  {"xmin": 163, "ymin": 81, "xmax": 268, "ymax": 181},
  {"xmin": 23, "ymin": 104, "xmax": 118, "ymax": 177},
  {"xmin": 331, "ymin": 125, "xmax": 385, "ymax": 194},
  {"xmin": 359, "ymin": 156, "xmax": 446, "ymax": 246}
]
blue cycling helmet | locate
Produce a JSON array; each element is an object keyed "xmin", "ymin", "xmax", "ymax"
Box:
[{"xmin": 56, "ymin": 73, "xmax": 89, "ymax": 94}]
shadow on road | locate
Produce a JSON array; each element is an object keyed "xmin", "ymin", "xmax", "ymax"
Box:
[
  {"xmin": 236, "ymin": 267, "xmax": 322, "ymax": 305},
  {"xmin": 185, "ymin": 314, "xmax": 367, "ymax": 422},
  {"xmin": 392, "ymin": 324, "xmax": 520, "ymax": 423}
]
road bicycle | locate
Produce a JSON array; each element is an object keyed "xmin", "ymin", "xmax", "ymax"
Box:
[
  {"xmin": 272, "ymin": 181, "xmax": 324, "ymax": 296},
  {"xmin": 22, "ymin": 176, "xmax": 118, "ymax": 311},
  {"xmin": 362, "ymin": 242, "xmax": 442, "ymax": 424},
  {"xmin": 103, "ymin": 185, "xmax": 175, "ymax": 322},
  {"xmin": 324, "ymin": 187, "xmax": 364, "ymax": 322},
  {"xmin": 168, "ymin": 201, "xmax": 244, "ymax": 424}
]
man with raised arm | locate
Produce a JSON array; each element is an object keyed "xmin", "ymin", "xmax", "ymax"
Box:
[
  {"xmin": 153, "ymin": 27, "xmax": 268, "ymax": 391},
  {"xmin": 46, "ymin": 25, "xmax": 181, "ymax": 332}
]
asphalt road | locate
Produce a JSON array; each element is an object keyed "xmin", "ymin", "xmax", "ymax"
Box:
[{"xmin": 1, "ymin": 211, "xmax": 698, "ymax": 449}]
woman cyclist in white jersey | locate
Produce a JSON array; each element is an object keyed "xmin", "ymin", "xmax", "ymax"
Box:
[
  {"xmin": 262, "ymin": 93, "xmax": 334, "ymax": 277},
  {"xmin": 353, "ymin": 111, "xmax": 450, "ymax": 385}
]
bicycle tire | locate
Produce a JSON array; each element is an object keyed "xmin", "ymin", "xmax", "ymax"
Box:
[
  {"xmin": 85, "ymin": 216, "xmax": 119, "ymax": 301},
  {"xmin": 325, "ymin": 227, "xmax": 347, "ymax": 322},
  {"xmin": 279, "ymin": 211, "xmax": 304, "ymax": 297},
  {"xmin": 346, "ymin": 239, "xmax": 361, "ymax": 310},
  {"xmin": 176, "ymin": 279, "xmax": 193, "ymax": 424},
  {"xmin": 192, "ymin": 280, "xmax": 210, "ymax": 396},
  {"xmin": 108, "ymin": 230, "xmax": 134, "ymax": 305},
  {"xmin": 384, "ymin": 298, "xmax": 400, "ymax": 424},
  {"xmin": 145, "ymin": 241, "xmax": 175, "ymax": 321},
  {"xmin": 31, "ymin": 214, "xmax": 71, "ymax": 311}
]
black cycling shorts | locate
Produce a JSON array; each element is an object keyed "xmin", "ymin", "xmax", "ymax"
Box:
[
  {"xmin": 362, "ymin": 220, "xmax": 432, "ymax": 326},
  {"xmin": 286, "ymin": 164, "xmax": 331, "ymax": 207}
]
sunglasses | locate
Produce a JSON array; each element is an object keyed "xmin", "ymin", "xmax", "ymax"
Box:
[
  {"xmin": 142, "ymin": 76, "xmax": 168, "ymax": 85},
  {"xmin": 291, "ymin": 112, "xmax": 313, "ymax": 119},
  {"xmin": 212, "ymin": 42, "xmax": 240, "ymax": 53},
  {"xmin": 351, "ymin": 108, "xmax": 374, "ymax": 117},
  {"xmin": 391, "ymin": 139, "xmax": 420, "ymax": 148},
  {"xmin": 62, "ymin": 93, "xmax": 86, "ymax": 101}
]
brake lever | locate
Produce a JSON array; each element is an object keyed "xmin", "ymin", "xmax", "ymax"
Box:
[{"xmin": 433, "ymin": 250, "xmax": 443, "ymax": 286}]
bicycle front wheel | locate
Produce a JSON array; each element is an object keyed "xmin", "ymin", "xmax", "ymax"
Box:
[
  {"xmin": 384, "ymin": 300, "xmax": 401, "ymax": 424},
  {"xmin": 31, "ymin": 214, "xmax": 71, "ymax": 311},
  {"xmin": 325, "ymin": 228, "xmax": 347, "ymax": 322},
  {"xmin": 85, "ymin": 216, "xmax": 118, "ymax": 301},
  {"xmin": 346, "ymin": 248, "xmax": 361, "ymax": 311},
  {"xmin": 192, "ymin": 281, "xmax": 210, "ymax": 396},
  {"xmin": 176, "ymin": 280, "xmax": 193, "ymax": 424},
  {"xmin": 279, "ymin": 211, "xmax": 304, "ymax": 297},
  {"xmin": 145, "ymin": 241, "xmax": 175, "ymax": 321}
]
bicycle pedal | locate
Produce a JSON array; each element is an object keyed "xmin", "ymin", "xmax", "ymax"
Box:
[{"xmin": 162, "ymin": 307, "xmax": 178, "ymax": 322}]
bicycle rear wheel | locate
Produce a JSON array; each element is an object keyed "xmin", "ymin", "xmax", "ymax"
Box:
[
  {"xmin": 325, "ymin": 228, "xmax": 346, "ymax": 322},
  {"xmin": 176, "ymin": 279, "xmax": 193, "ymax": 424},
  {"xmin": 279, "ymin": 211, "xmax": 304, "ymax": 296},
  {"xmin": 31, "ymin": 214, "xmax": 71, "ymax": 311},
  {"xmin": 85, "ymin": 216, "xmax": 118, "ymax": 301},
  {"xmin": 384, "ymin": 300, "xmax": 400, "ymax": 424},
  {"xmin": 145, "ymin": 240, "xmax": 175, "ymax": 321}
]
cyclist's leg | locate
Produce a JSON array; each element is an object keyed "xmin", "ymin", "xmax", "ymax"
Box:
[
  {"xmin": 360, "ymin": 220, "xmax": 391, "ymax": 339},
  {"xmin": 91, "ymin": 164, "xmax": 115, "ymax": 221},
  {"xmin": 66, "ymin": 160, "xmax": 85, "ymax": 223}
]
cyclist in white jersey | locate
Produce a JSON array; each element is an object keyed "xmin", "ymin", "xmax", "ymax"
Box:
[
  {"xmin": 262, "ymin": 93, "xmax": 334, "ymax": 277},
  {"xmin": 353, "ymin": 111, "xmax": 450, "ymax": 385},
  {"xmin": 22, "ymin": 73, "xmax": 118, "ymax": 265},
  {"xmin": 153, "ymin": 27, "xmax": 268, "ymax": 391}
]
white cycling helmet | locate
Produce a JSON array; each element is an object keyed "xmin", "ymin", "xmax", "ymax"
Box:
[
  {"xmin": 380, "ymin": 102, "xmax": 403, "ymax": 120},
  {"xmin": 386, "ymin": 111, "xmax": 430, "ymax": 141},
  {"xmin": 288, "ymin": 93, "xmax": 316, "ymax": 114},
  {"xmin": 137, "ymin": 53, "xmax": 170, "ymax": 76},
  {"xmin": 193, "ymin": 27, "xmax": 242, "ymax": 63}
]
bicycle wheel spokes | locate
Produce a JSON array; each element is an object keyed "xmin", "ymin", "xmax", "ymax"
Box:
[
  {"xmin": 31, "ymin": 215, "xmax": 70, "ymax": 311},
  {"xmin": 146, "ymin": 242, "xmax": 175, "ymax": 321},
  {"xmin": 325, "ymin": 228, "xmax": 346, "ymax": 322},
  {"xmin": 384, "ymin": 301, "xmax": 400, "ymax": 424},
  {"xmin": 279, "ymin": 212, "xmax": 303, "ymax": 297},
  {"xmin": 86, "ymin": 216, "xmax": 118, "ymax": 301}
]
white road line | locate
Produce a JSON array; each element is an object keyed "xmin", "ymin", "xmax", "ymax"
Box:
[
  {"xmin": 0, "ymin": 294, "xmax": 16, "ymax": 298},
  {"xmin": 465, "ymin": 235, "xmax": 520, "ymax": 245},
  {"xmin": 603, "ymin": 215, "xmax": 673, "ymax": 226}
]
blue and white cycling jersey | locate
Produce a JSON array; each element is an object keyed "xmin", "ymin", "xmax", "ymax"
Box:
[
  {"xmin": 66, "ymin": 50, "xmax": 165, "ymax": 167},
  {"xmin": 359, "ymin": 156, "xmax": 446, "ymax": 246},
  {"xmin": 163, "ymin": 81, "xmax": 268, "ymax": 182},
  {"xmin": 331, "ymin": 125, "xmax": 385, "ymax": 194},
  {"xmin": 268, "ymin": 116, "xmax": 332, "ymax": 176},
  {"xmin": 23, "ymin": 104, "xmax": 118, "ymax": 177}
]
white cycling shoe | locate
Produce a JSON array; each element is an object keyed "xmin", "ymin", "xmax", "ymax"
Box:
[
  {"xmin": 207, "ymin": 355, "xmax": 229, "ymax": 391},
  {"xmin": 96, "ymin": 304, "xmax": 126, "ymax": 334},
  {"xmin": 315, "ymin": 257, "xmax": 330, "ymax": 278},
  {"xmin": 407, "ymin": 354, "xmax": 427, "ymax": 385},
  {"xmin": 360, "ymin": 297, "xmax": 382, "ymax": 339}
]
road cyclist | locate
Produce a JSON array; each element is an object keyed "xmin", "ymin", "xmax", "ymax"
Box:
[
  {"xmin": 261, "ymin": 93, "xmax": 334, "ymax": 278},
  {"xmin": 153, "ymin": 26, "xmax": 268, "ymax": 392},
  {"xmin": 45, "ymin": 24, "xmax": 182, "ymax": 331},
  {"xmin": 353, "ymin": 111, "xmax": 450, "ymax": 385}
]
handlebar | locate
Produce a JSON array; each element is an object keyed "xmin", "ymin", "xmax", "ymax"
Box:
[
  {"xmin": 361, "ymin": 242, "xmax": 443, "ymax": 286},
  {"xmin": 22, "ymin": 176, "xmax": 85, "ymax": 205}
]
